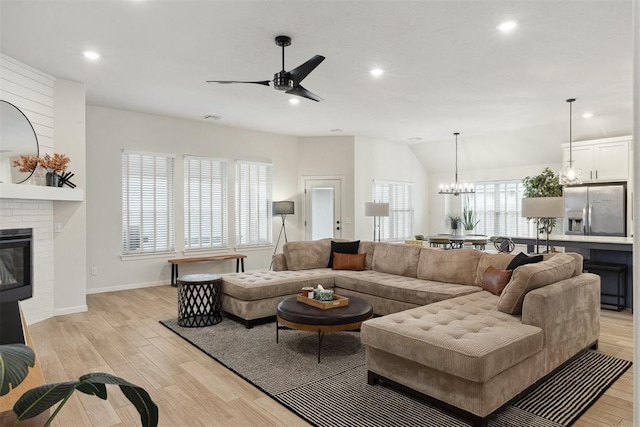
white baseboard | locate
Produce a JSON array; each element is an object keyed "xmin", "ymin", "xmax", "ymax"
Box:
[
  {"xmin": 87, "ymin": 280, "xmax": 168, "ymax": 295},
  {"xmin": 54, "ymin": 305, "xmax": 88, "ymax": 317}
]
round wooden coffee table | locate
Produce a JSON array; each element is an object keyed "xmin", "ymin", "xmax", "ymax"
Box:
[{"xmin": 276, "ymin": 295, "xmax": 373, "ymax": 363}]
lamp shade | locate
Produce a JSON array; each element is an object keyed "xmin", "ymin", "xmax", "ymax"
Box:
[
  {"xmin": 273, "ymin": 201, "xmax": 294, "ymax": 216},
  {"xmin": 521, "ymin": 197, "xmax": 565, "ymax": 218},
  {"xmin": 364, "ymin": 202, "xmax": 390, "ymax": 217}
]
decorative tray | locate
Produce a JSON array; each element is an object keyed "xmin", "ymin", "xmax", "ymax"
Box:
[{"xmin": 296, "ymin": 294, "xmax": 350, "ymax": 310}]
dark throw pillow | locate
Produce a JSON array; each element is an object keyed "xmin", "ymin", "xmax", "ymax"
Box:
[
  {"xmin": 328, "ymin": 240, "xmax": 360, "ymax": 267},
  {"xmin": 506, "ymin": 252, "xmax": 543, "ymax": 271},
  {"xmin": 481, "ymin": 266, "xmax": 513, "ymax": 296},
  {"xmin": 332, "ymin": 253, "xmax": 366, "ymax": 271}
]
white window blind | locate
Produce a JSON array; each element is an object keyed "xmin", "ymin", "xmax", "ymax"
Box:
[
  {"xmin": 465, "ymin": 180, "xmax": 528, "ymax": 237},
  {"xmin": 122, "ymin": 151, "xmax": 175, "ymax": 255},
  {"xmin": 235, "ymin": 161, "xmax": 272, "ymax": 246},
  {"xmin": 373, "ymin": 180, "xmax": 414, "ymax": 241},
  {"xmin": 184, "ymin": 156, "xmax": 228, "ymax": 250}
]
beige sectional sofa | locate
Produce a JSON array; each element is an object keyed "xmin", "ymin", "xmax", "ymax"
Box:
[{"xmin": 220, "ymin": 239, "xmax": 600, "ymax": 426}]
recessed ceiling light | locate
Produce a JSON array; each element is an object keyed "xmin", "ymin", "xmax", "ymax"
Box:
[
  {"xmin": 582, "ymin": 112, "xmax": 594, "ymax": 118},
  {"xmin": 83, "ymin": 51, "xmax": 101, "ymax": 60},
  {"xmin": 370, "ymin": 68, "xmax": 384, "ymax": 77},
  {"xmin": 289, "ymin": 98, "xmax": 300, "ymax": 105},
  {"xmin": 497, "ymin": 21, "xmax": 517, "ymax": 32}
]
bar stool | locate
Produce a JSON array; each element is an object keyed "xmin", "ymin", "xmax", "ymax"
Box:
[
  {"xmin": 428, "ymin": 237, "xmax": 451, "ymax": 249},
  {"xmin": 176, "ymin": 273, "xmax": 223, "ymax": 327}
]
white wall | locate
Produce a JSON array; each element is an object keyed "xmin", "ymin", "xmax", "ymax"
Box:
[
  {"xmin": 427, "ymin": 163, "xmax": 562, "ymax": 235},
  {"xmin": 86, "ymin": 106, "xmax": 298, "ymax": 293},
  {"xmin": 297, "ymin": 136, "xmax": 355, "ymax": 239},
  {"xmin": 53, "ymin": 79, "xmax": 87, "ymax": 316},
  {"xmin": 354, "ymin": 136, "xmax": 428, "ymax": 241},
  {"xmin": 1, "ymin": 55, "xmax": 87, "ymax": 323}
]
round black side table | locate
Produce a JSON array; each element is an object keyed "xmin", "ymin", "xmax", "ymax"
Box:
[{"xmin": 176, "ymin": 273, "xmax": 223, "ymax": 327}]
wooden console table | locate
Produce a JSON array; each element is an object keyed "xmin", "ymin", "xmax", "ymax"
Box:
[{"xmin": 0, "ymin": 308, "xmax": 49, "ymax": 427}]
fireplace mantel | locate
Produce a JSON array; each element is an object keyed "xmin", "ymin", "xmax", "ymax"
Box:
[{"xmin": 0, "ymin": 183, "xmax": 84, "ymax": 201}]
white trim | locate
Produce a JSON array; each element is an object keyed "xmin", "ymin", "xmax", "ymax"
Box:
[
  {"xmin": 54, "ymin": 305, "xmax": 88, "ymax": 317},
  {"xmin": 122, "ymin": 149, "xmax": 176, "ymax": 158},
  {"xmin": 373, "ymin": 179, "xmax": 414, "ymax": 186},
  {"xmin": 235, "ymin": 159, "xmax": 272, "ymax": 167},
  {"xmin": 233, "ymin": 244, "xmax": 274, "ymax": 252},
  {"xmin": 183, "ymin": 247, "xmax": 232, "ymax": 256},
  {"xmin": 120, "ymin": 251, "xmax": 177, "ymax": 261},
  {"xmin": 87, "ymin": 280, "xmax": 167, "ymax": 295},
  {"xmin": 1, "ymin": 53, "xmax": 56, "ymax": 82}
]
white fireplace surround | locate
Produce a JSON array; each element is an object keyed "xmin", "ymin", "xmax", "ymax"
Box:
[{"xmin": 0, "ymin": 199, "xmax": 54, "ymax": 323}]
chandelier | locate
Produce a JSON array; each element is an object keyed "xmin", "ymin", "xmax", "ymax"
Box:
[
  {"xmin": 438, "ymin": 132, "xmax": 475, "ymax": 196},
  {"xmin": 559, "ymin": 98, "xmax": 583, "ymax": 185}
]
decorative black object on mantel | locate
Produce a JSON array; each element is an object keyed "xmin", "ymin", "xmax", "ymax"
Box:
[
  {"xmin": 58, "ymin": 171, "xmax": 76, "ymax": 188},
  {"xmin": 45, "ymin": 172, "xmax": 59, "ymax": 187}
]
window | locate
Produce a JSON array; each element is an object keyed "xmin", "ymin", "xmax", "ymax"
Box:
[
  {"xmin": 464, "ymin": 180, "xmax": 528, "ymax": 236},
  {"xmin": 235, "ymin": 161, "xmax": 272, "ymax": 246},
  {"xmin": 122, "ymin": 151, "xmax": 175, "ymax": 255},
  {"xmin": 373, "ymin": 180, "xmax": 414, "ymax": 241},
  {"xmin": 184, "ymin": 156, "xmax": 228, "ymax": 250}
]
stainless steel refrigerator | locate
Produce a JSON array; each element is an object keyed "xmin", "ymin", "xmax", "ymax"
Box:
[{"xmin": 564, "ymin": 183, "xmax": 626, "ymax": 236}]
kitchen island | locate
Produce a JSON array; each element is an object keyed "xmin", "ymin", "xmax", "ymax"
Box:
[{"xmin": 508, "ymin": 234, "xmax": 633, "ymax": 310}]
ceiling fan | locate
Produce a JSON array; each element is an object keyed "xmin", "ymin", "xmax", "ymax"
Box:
[{"xmin": 207, "ymin": 35, "xmax": 325, "ymax": 102}]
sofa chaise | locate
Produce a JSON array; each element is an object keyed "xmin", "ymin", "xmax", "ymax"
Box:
[{"xmin": 220, "ymin": 239, "xmax": 600, "ymax": 426}]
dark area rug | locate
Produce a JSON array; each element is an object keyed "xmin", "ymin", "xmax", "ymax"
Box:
[{"xmin": 160, "ymin": 319, "xmax": 631, "ymax": 427}]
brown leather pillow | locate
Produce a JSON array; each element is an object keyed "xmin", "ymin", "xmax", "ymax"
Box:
[
  {"xmin": 332, "ymin": 253, "xmax": 366, "ymax": 271},
  {"xmin": 482, "ymin": 266, "xmax": 513, "ymax": 296}
]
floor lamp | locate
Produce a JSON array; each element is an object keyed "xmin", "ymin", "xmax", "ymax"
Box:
[
  {"xmin": 270, "ymin": 201, "xmax": 294, "ymax": 270},
  {"xmin": 521, "ymin": 197, "xmax": 565, "ymax": 254},
  {"xmin": 365, "ymin": 202, "xmax": 390, "ymax": 242}
]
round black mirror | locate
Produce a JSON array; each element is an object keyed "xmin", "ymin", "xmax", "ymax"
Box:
[{"xmin": 0, "ymin": 100, "xmax": 40, "ymax": 184}]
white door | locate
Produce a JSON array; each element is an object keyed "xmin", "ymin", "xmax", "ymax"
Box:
[{"xmin": 304, "ymin": 179, "xmax": 342, "ymax": 240}]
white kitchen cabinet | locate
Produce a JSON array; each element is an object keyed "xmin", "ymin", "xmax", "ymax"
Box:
[{"xmin": 561, "ymin": 136, "xmax": 631, "ymax": 183}]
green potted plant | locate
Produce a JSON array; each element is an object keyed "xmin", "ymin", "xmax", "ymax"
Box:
[
  {"xmin": 522, "ymin": 167, "xmax": 563, "ymax": 237},
  {"xmin": 0, "ymin": 343, "xmax": 158, "ymax": 426},
  {"xmin": 461, "ymin": 196, "xmax": 480, "ymax": 232},
  {"xmin": 447, "ymin": 213, "xmax": 462, "ymax": 235}
]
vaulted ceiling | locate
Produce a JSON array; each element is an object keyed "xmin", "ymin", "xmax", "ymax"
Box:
[{"xmin": 0, "ymin": 1, "xmax": 633, "ymax": 171}]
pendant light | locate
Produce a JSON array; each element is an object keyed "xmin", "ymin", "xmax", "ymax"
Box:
[
  {"xmin": 559, "ymin": 98, "xmax": 583, "ymax": 185},
  {"xmin": 438, "ymin": 132, "xmax": 474, "ymax": 196}
]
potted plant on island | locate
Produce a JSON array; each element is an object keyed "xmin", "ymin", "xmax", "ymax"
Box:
[
  {"xmin": 0, "ymin": 343, "xmax": 158, "ymax": 426},
  {"xmin": 522, "ymin": 167, "xmax": 563, "ymax": 251}
]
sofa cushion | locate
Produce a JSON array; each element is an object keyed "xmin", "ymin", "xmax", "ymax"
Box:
[
  {"xmin": 334, "ymin": 270, "xmax": 480, "ymax": 306},
  {"xmin": 481, "ymin": 266, "xmax": 512, "ymax": 296},
  {"xmin": 283, "ymin": 239, "xmax": 331, "ymax": 271},
  {"xmin": 328, "ymin": 240, "xmax": 360, "ymax": 267},
  {"xmin": 222, "ymin": 269, "xmax": 335, "ymax": 301},
  {"xmin": 417, "ymin": 248, "xmax": 482, "ymax": 286},
  {"xmin": 358, "ymin": 241, "xmax": 376, "ymax": 270},
  {"xmin": 361, "ymin": 292, "xmax": 544, "ymax": 382},
  {"xmin": 474, "ymin": 252, "xmax": 515, "ymax": 286},
  {"xmin": 332, "ymin": 253, "xmax": 366, "ymax": 271},
  {"xmin": 506, "ymin": 252, "xmax": 543, "ymax": 270},
  {"xmin": 497, "ymin": 254, "xmax": 576, "ymax": 314},
  {"xmin": 543, "ymin": 252, "xmax": 583, "ymax": 277},
  {"xmin": 372, "ymin": 243, "xmax": 422, "ymax": 277}
]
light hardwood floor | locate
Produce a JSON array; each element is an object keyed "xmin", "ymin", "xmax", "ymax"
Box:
[{"xmin": 27, "ymin": 286, "xmax": 633, "ymax": 427}]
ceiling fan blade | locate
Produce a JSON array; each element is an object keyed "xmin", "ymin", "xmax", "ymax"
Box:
[
  {"xmin": 288, "ymin": 55, "xmax": 325, "ymax": 85},
  {"xmin": 286, "ymin": 85, "xmax": 323, "ymax": 102},
  {"xmin": 206, "ymin": 80, "xmax": 270, "ymax": 86}
]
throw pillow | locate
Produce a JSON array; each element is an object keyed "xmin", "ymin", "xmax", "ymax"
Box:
[
  {"xmin": 481, "ymin": 266, "xmax": 513, "ymax": 296},
  {"xmin": 506, "ymin": 252, "xmax": 543, "ymax": 271},
  {"xmin": 327, "ymin": 240, "xmax": 360, "ymax": 268},
  {"xmin": 332, "ymin": 253, "xmax": 366, "ymax": 271},
  {"xmin": 497, "ymin": 254, "xmax": 576, "ymax": 314}
]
